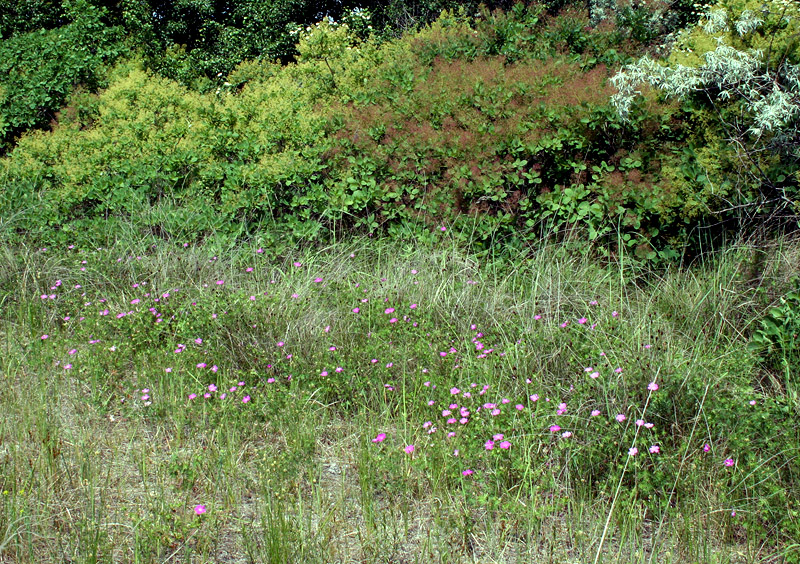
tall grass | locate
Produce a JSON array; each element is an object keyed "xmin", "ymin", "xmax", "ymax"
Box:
[{"xmin": 0, "ymin": 226, "xmax": 799, "ymax": 563}]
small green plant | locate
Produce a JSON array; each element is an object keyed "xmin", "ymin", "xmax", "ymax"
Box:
[{"xmin": 749, "ymin": 279, "xmax": 800, "ymax": 387}]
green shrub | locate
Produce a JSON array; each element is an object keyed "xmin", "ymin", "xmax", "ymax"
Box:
[
  {"xmin": 749, "ymin": 280, "xmax": 800, "ymax": 388},
  {"xmin": 611, "ymin": 0, "xmax": 800, "ymax": 241},
  {"xmin": 0, "ymin": 0, "xmax": 123, "ymax": 149}
]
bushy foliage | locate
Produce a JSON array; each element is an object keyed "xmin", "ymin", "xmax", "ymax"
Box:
[
  {"xmin": 121, "ymin": 0, "xmax": 526, "ymax": 86},
  {"xmin": 0, "ymin": 6, "xmax": 707, "ymax": 259},
  {"xmin": 3, "ymin": 2, "xmax": 796, "ymax": 262},
  {"xmin": 611, "ymin": 0, "xmax": 800, "ymax": 233},
  {"xmin": 0, "ymin": 0, "xmax": 65, "ymax": 38},
  {"xmin": 0, "ymin": 56, "xmax": 328, "ymax": 242},
  {"xmin": 589, "ymin": 0, "xmax": 704, "ymax": 45},
  {"xmin": 749, "ymin": 279, "xmax": 800, "ymax": 388},
  {"xmin": 0, "ymin": 0, "xmax": 123, "ymax": 149}
]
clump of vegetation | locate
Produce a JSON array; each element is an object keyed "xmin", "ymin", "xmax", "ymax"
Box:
[
  {"xmin": 0, "ymin": 0, "xmax": 123, "ymax": 150},
  {"xmin": 0, "ymin": 4, "xmax": 729, "ymax": 260}
]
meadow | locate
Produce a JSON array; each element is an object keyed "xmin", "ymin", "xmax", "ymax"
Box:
[
  {"xmin": 1, "ymin": 226, "xmax": 799, "ymax": 563},
  {"xmin": 1, "ymin": 1, "xmax": 800, "ymax": 561}
]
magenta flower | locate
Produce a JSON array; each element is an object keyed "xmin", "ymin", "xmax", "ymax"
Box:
[
  {"xmin": 462, "ymin": 469, "xmax": 474, "ymax": 476},
  {"xmin": 591, "ymin": 410, "xmax": 601, "ymax": 417},
  {"xmin": 724, "ymin": 458, "xmax": 734, "ymax": 467},
  {"xmin": 649, "ymin": 445, "xmax": 660, "ymax": 454},
  {"xmin": 242, "ymin": 395, "xmax": 250, "ymax": 403},
  {"xmin": 404, "ymin": 444, "xmax": 415, "ymax": 455},
  {"xmin": 616, "ymin": 414, "xmax": 626, "ymax": 422},
  {"xmin": 499, "ymin": 441, "xmax": 511, "ymax": 449},
  {"xmin": 194, "ymin": 505, "xmax": 207, "ymax": 515},
  {"xmin": 485, "ymin": 440, "xmax": 494, "ymax": 450},
  {"xmin": 648, "ymin": 382, "xmax": 659, "ymax": 391},
  {"xmin": 628, "ymin": 447, "xmax": 639, "ymax": 456},
  {"xmin": 372, "ymin": 433, "xmax": 386, "ymax": 443},
  {"xmin": 549, "ymin": 425, "xmax": 561, "ymax": 433},
  {"xmin": 703, "ymin": 444, "xmax": 711, "ymax": 452}
]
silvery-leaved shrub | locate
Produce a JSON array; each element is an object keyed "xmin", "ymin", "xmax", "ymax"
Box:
[{"xmin": 610, "ymin": 0, "xmax": 800, "ymax": 225}]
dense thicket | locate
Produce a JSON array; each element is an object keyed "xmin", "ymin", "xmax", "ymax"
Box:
[
  {"xmin": 1, "ymin": 0, "xmax": 702, "ymax": 148},
  {"xmin": 0, "ymin": 0, "xmax": 797, "ymax": 260}
]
